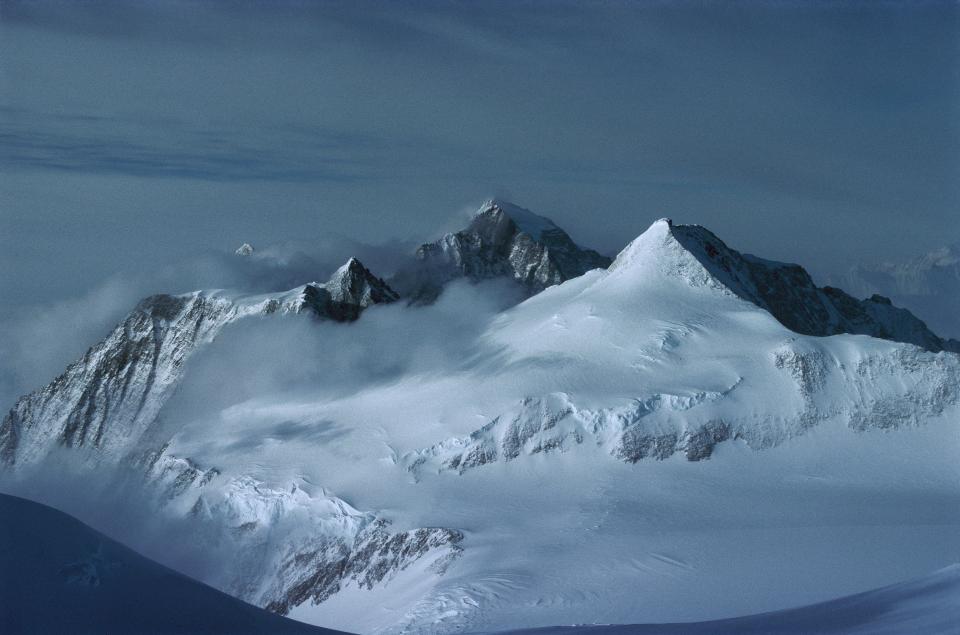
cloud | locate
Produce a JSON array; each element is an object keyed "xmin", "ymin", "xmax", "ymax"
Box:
[
  {"xmin": 162, "ymin": 277, "xmax": 524, "ymax": 430},
  {"xmin": 0, "ymin": 107, "xmax": 391, "ymax": 183},
  {"xmin": 0, "ymin": 276, "xmax": 140, "ymax": 407}
]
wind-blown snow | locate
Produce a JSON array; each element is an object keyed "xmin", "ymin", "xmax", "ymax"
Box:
[{"xmin": 484, "ymin": 199, "xmax": 559, "ymax": 240}]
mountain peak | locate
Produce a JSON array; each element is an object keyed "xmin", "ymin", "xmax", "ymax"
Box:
[
  {"xmin": 609, "ymin": 217, "xmax": 691, "ymax": 276},
  {"xmin": 235, "ymin": 243, "xmax": 255, "ymax": 256},
  {"xmin": 613, "ymin": 218, "xmax": 957, "ymax": 352},
  {"xmin": 391, "ymin": 201, "xmax": 611, "ymax": 303},
  {"xmin": 329, "ymin": 256, "xmax": 364, "ymax": 279},
  {"xmin": 475, "ymin": 199, "xmax": 560, "ymax": 240},
  {"xmin": 323, "ymin": 257, "xmax": 399, "ymax": 310}
]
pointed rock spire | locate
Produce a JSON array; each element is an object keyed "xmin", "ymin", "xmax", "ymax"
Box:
[{"xmin": 297, "ymin": 257, "xmax": 399, "ymax": 322}]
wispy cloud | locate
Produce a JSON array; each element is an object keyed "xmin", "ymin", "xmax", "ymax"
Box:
[{"xmin": 0, "ymin": 106, "xmax": 390, "ymax": 182}]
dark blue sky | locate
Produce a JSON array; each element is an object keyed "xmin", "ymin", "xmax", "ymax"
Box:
[{"xmin": 1, "ymin": 1, "xmax": 958, "ymax": 401}]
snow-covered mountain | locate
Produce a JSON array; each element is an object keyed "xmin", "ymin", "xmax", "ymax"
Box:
[
  {"xmin": 1, "ymin": 204, "xmax": 959, "ymax": 634},
  {"xmin": 0, "ymin": 492, "xmax": 342, "ymax": 634},
  {"xmin": 390, "ymin": 200, "xmax": 612, "ymax": 303},
  {"xmin": 834, "ymin": 242, "xmax": 960, "ymax": 340}
]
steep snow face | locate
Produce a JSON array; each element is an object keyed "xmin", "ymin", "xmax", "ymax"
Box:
[
  {"xmin": 0, "ymin": 493, "xmax": 342, "ymax": 635},
  {"xmin": 836, "ymin": 242, "xmax": 960, "ymax": 339},
  {"xmin": 390, "ymin": 200, "xmax": 611, "ymax": 302},
  {"xmin": 2, "ymin": 217, "xmax": 960, "ymax": 634},
  {"xmin": 662, "ymin": 220, "xmax": 959, "ymax": 352}
]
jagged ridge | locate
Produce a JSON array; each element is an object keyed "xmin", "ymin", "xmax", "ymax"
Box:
[{"xmin": 660, "ymin": 219, "xmax": 959, "ymax": 353}]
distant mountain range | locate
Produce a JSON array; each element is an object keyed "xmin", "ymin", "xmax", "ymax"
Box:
[{"xmin": 1, "ymin": 200, "xmax": 958, "ymax": 634}]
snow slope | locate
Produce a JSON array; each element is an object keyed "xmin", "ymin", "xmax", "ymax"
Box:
[
  {"xmin": 490, "ymin": 564, "xmax": 960, "ymax": 634},
  {"xmin": 0, "ymin": 493, "xmax": 344, "ymax": 635},
  {"xmin": 1, "ymin": 213, "xmax": 959, "ymax": 633}
]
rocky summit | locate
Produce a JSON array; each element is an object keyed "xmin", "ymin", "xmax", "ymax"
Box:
[{"xmin": 390, "ymin": 200, "xmax": 612, "ymax": 303}]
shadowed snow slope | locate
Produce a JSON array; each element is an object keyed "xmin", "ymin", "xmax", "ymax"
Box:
[
  {"xmin": 0, "ymin": 493, "xmax": 345, "ymax": 635},
  {"xmin": 487, "ymin": 565, "xmax": 960, "ymax": 635}
]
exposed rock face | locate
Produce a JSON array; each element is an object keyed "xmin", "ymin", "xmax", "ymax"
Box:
[
  {"xmin": 0, "ymin": 258, "xmax": 397, "ymax": 467},
  {"xmin": 401, "ymin": 386, "xmax": 744, "ymax": 478},
  {"xmin": 263, "ymin": 520, "xmax": 463, "ymax": 616},
  {"xmin": 136, "ymin": 445, "xmax": 463, "ymax": 617},
  {"xmin": 665, "ymin": 220, "xmax": 959, "ymax": 353},
  {"xmin": 303, "ymin": 257, "xmax": 400, "ymax": 322},
  {"xmin": 391, "ymin": 200, "xmax": 611, "ymax": 303},
  {"xmin": 235, "ymin": 243, "xmax": 255, "ymax": 256},
  {"xmin": 0, "ymin": 293, "xmax": 236, "ymax": 466}
]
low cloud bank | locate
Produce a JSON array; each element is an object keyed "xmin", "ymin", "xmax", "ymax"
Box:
[{"xmin": 0, "ymin": 236, "xmax": 414, "ymax": 409}]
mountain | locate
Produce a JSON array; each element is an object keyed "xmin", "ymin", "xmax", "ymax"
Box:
[
  {"xmin": 492, "ymin": 565, "xmax": 960, "ymax": 635},
  {"xmin": 390, "ymin": 200, "xmax": 612, "ymax": 303},
  {"xmin": 0, "ymin": 492, "xmax": 344, "ymax": 635},
  {"xmin": 0, "ymin": 257, "xmax": 397, "ymax": 466},
  {"xmin": 834, "ymin": 242, "xmax": 960, "ymax": 340},
  {"xmin": 1, "ymin": 209, "xmax": 959, "ymax": 634}
]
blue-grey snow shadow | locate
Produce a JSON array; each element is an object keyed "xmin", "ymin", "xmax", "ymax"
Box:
[{"xmin": 481, "ymin": 564, "xmax": 960, "ymax": 634}]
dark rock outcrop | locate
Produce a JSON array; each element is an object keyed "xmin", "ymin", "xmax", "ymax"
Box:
[
  {"xmin": 299, "ymin": 258, "xmax": 399, "ymax": 321},
  {"xmin": 666, "ymin": 221, "xmax": 959, "ymax": 353},
  {"xmin": 263, "ymin": 520, "xmax": 463, "ymax": 615}
]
